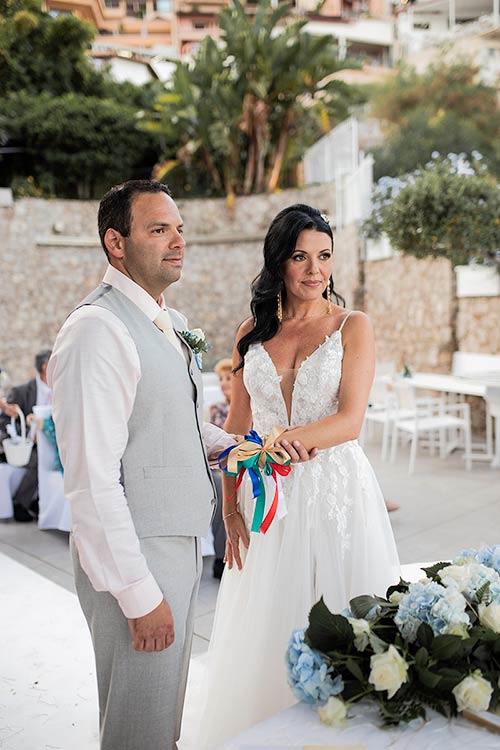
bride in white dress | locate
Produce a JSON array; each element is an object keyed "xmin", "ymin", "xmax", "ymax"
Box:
[{"xmin": 195, "ymin": 204, "xmax": 400, "ymax": 749}]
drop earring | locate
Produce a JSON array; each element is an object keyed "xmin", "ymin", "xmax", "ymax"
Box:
[
  {"xmin": 277, "ymin": 291, "xmax": 283, "ymax": 323},
  {"xmin": 327, "ymin": 279, "xmax": 333, "ymax": 314}
]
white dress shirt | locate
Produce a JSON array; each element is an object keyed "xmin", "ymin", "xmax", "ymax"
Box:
[
  {"xmin": 48, "ymin": 266, "xmax": 234, "ymax": 618},
  {"xmin": 35, "ymin": 374, "xmax": 52, "ymax": 406}
]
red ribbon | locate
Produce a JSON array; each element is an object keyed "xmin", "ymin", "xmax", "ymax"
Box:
[
  {"xmin": 226, "ymin": 462, "xmax": 291, "ymax": 535},
  {"xmin": 259, "ymin": 463, "xmax": 291, "ymax": 534}
]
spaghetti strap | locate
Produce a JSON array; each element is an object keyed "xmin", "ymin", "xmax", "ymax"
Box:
[{"xmin": 338, "ymin": 310, "xmax": 353, "ymax": 333}]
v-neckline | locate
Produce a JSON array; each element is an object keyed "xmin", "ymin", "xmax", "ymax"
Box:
[{"xmin": 259, "ymin": 329, "xmax": 341, "ymax": 425}]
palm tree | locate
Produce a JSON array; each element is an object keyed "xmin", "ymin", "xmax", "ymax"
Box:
[{"xmin": 144, "ymin": 0, "xmax": 354, "ymax": 197}]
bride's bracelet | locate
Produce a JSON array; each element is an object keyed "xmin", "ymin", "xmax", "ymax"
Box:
[{"xmin": 223, "ymin": 510, "xmax": 239, "ymax": 522}]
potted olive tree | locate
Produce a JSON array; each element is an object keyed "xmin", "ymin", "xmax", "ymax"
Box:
[{"xmin": 364, "ymin": 153, "xmax": 500, "ymax": 352}]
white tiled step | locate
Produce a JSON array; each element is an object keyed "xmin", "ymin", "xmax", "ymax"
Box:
[{"xmin": 1, "ymin": 552, "xmax": 98, "ymax": 750}]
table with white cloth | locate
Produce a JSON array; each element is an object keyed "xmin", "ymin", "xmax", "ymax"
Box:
[
  {"xmin": 0, "ymin": 463, "xmax": 26, "ymax": 518},
  {"xmin": 404, "ymin": 372, "xmax": 500, "ymax": 464},
  {"xmin": 33, "ymin": 405, "xmax": 72, "ymax": 531},
  {"xmin": 222, "ymin": 698, "xmax": 500, "ymax": 750}
]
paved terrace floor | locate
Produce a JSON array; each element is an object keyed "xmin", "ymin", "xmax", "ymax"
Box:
[{"xmin": 1, "ymin": 437, "xmax": 498, "ymax": 748}]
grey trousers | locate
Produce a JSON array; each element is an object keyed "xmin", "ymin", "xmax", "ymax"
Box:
[
  {"xmin": 71, "ymin": 535, "xmax": 202, "ymax": 750},
  {"xmin": 211, "ymin": 470, "xmax": 226, "ymax": 560}
]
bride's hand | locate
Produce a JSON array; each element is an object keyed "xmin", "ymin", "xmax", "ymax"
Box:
[
  {"xmin": 223, "ymin": 511, "xmax": 250, "ymax": 571},
  {"xmin": 276, "ymin": 427, "xmax": 318, "ymax": 464}
]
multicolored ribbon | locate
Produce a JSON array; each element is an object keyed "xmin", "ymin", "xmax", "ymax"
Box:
[{"xmin": 218, "ymin": 426, "xmax": 292, "ymax": 534}]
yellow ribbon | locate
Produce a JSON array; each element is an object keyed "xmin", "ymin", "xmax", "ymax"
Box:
[{"xmin": 225, "ymin": 425, "xmax": 291, "ymax": 474}]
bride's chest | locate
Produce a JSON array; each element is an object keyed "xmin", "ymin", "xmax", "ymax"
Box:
[{"xmin": 243, "ymin": 336, "xmax": 344, "ymax": 416}]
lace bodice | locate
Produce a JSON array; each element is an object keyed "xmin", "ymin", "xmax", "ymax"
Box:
[{"xmin": 243, "ymin": 331, "xmax": 344, "ymax": 433}]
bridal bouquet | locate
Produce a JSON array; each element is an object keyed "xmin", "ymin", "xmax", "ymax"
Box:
[{"xmin": 287, "ymin": 545, "xmax": 500, "ymax": 730}]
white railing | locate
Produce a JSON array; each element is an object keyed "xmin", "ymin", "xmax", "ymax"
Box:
[
  {"xmin": 303, "ymin": 117, "xmax": 376, "ymax": 229},
  {"xmin": 303, "ymin": 116, "xmax": 360, "ymax": 186},
  {"xmin": 338, "ymin": 153, "xmax": 374, "ymax": 227}
]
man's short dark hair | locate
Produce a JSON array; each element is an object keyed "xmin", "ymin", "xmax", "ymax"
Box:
[
  {"xmin": 97, "ymin": 180, "xmax": 172, "ymax": 258},
  {"xmin": 35, "ymin": 350, "xmax": 52, "ymax": 374}
]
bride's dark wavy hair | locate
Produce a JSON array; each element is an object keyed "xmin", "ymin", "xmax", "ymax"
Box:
[{"xmin": 235, "ymin": 203, "xmax": 345, "ymax": 373}]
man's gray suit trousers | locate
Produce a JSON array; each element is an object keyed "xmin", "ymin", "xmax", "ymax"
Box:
[{"xmin": 72, "ymin": 535, "xmax": 202, "ymax": 750}]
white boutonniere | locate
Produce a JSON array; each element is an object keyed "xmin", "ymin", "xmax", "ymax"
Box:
[{"xmin": 179, "ymin": 328, "xmax": 211, "ymax": 368}]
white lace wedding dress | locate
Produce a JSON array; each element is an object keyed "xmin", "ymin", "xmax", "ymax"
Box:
[{"xmin": 189, "ymin": 323, "xmax": 401, "ymax": 749}]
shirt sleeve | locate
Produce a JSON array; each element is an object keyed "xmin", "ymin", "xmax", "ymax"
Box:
[
  {"xmin": 202, "ymin": 421, "xmax": 236, "ymax": 467},
  {"xmin": 48, "ymin": 308, "xmax": 163, "ymax": 619}
]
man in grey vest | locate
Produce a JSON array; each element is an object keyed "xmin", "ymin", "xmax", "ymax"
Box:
[
  {"xmin": 48, "ymin": 180, "xmax": 313, "ymax": 749},
  {"xmin": 48, "ymin": 180, "xmax": 235, "ymax": 750}
]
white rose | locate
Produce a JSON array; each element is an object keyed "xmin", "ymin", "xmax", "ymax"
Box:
[
  {"xmin": 439, "ymin": 565, "xmax": 472, "ymax": 591},
  {"xmin": 478, "ymin": 601, "xmax": 500, "ymax": 634},
  {"xmin": 189, "ymin": 328, "xmax": 205, "ymax": 340},
  {"xmin": 347, "ymin": 617, "xmax": 371, "ymax": 651},
  {"xmin": 452, "ymin": 671, "xmax": 493, "ymax": 713},
  {"xmin": 318, "ymin": 696, "xmax": 347, "ymax": 728},
  {"xmin": 368, "ymin": 645, "xmax": 408, "ymax": 699},
  {"xmin": 389, "ymin": 591, "xmax": 404, "ymax": 605}
]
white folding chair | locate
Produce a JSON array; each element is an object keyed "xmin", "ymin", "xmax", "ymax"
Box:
[
  {"xmin": 361, "ymin": 363, "xmax": 402, "ymax": 460},
  {"xmin": 486, "ymin": 386, "xmax": 500, "ymax": 469},
  {"xmin": 390, "ymin": 381, "xmax": 472, "ymax": 474}
]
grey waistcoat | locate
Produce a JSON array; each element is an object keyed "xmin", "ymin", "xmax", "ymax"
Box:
[{"xmin": 74, "ymin": 284, "xmax": 215, "ymax": 538}]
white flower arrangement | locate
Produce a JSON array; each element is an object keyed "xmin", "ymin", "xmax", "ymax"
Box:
[{"xmin": 287, "ymin": 544, "xmax": 500, "ymax": 728}]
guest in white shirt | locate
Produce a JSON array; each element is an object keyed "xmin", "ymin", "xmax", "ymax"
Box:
[{"xmin": 0, "ymin": 350, "xmax": 52, "ymax": 521}]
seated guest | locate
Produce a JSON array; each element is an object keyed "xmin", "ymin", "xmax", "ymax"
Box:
[
  {"xmin": 209, "ymin": 358, "xmax": 232, "ymax": 428},
  {"xmin": 209, "ymin": 358, "xmax": 233, "ymax": 579},
  {"xmin": 0, "ymin": 349, "xmax": 52, "ymax": 521}
]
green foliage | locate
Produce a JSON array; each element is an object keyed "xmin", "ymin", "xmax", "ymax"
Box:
[
  {"xmin": 0, "ymin": 1, "xmax": 103, "ymax": 97},
  {"xmin": 306, "ymin": 598, "xmax": 355, "ymax": 652},
  {"xmin": 143, "ymin": 0, "xmax": 356, "ymax": 196},
  {"xmin": 0, "ymin": 1, "xmax": 162, "ymax": 198},
  {"xmin": 370, "ymin": 62, "xmax": 500, "ymax": 180},
  {"xmin": 0, "ymin": 92, "xmax": 159, "ymax": 199},
  {"xmin": 364, "ymin": 155, "xmax": 500, "ymax": 269},
  {"xmin": 10, "ymin": 174, "xmax": 53, "ymax": 199}
]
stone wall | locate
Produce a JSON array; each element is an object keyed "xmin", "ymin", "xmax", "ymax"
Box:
[
  {"xmin": 0, "ymin": 185, "xmax": 337, "ymax": 383},
  {"xmin": 364, "ymin": 256, "xmax": 500, "ymax": 369},
  {"xmin": 363, "ymin": 254, "xmax": 455, "ymax": 372},
  {"xmin": 1, "ymin": 191, "xmax": 499, "ymax": 392},
  {"xmin": 457, "ymin": 297, "xmax": 500, "ymax": 355}
]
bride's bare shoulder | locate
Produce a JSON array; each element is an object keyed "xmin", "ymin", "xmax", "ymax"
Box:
[{"xmin": 236, "ymin": 317, "xmax": 255, "ymax": 343}]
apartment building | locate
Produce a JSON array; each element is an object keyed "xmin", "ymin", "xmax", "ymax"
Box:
[
  {"xmin": 43, "ymin": 0, "xmax": 174, "ymax": 49},
  {"xmin": 44, "ymin": 0, "xmax": 396, "ymax": 55},
  {"xmin": 396, "ymin": 0, "xmax": 500, "ymax": 84}
]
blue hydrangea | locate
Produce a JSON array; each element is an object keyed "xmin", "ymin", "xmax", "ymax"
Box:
[
  {"xmin": 441, "ymin": 561, "xmax": 500, "ymax": 605},
  {"xmin": 454, "ymin": 545, "xmax": 500, "ymax": 577},
  {"xmin": 464, "ymin": 567, "xmax": 500, "ymax": 603},
  {"xmin": 394, "ymin": 581, "xmax": 470, "ymax": 642},
  {"xmin": 286, "ymin": 629, "xmax": 344, "ymax": 705}
]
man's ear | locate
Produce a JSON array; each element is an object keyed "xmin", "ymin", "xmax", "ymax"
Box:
[{"xmin": 104, "ymin": 228, "xmax": 125, "ymax": 260}]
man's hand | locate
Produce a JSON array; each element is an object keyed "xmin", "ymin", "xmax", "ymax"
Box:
[{"xmin": 128, "ymin": 598, "xmax": 175, "ymax": 652}]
